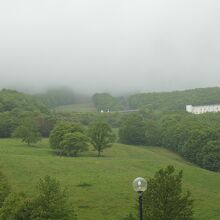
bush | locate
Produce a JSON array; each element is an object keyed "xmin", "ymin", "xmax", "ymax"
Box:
[
  {"xmin": 31, "ymin": 176, "xmax": 77, "ymax": 220},
  {"xmin": 0, "ymin": 175, "xmax": 77, "ymax": 220},
  {"xmin": 0, "ymin": 171, "xmax": 10, "ymax": 208},
  {"xmin": 142, "ymin": 165, "xmax": 193, "ymax": 220},
  {"xmin": 0, "ymin": 192, "xmax": 32, "ymax": 220}
]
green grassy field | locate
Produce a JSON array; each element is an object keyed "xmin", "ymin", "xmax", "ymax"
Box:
[
  {"xmin": 0, "ymin": 139, "xmax": 220, "ymax": 220},
  {"xmin": 55, "ymin": 103, "xmax": 96, "ymax": 113}
]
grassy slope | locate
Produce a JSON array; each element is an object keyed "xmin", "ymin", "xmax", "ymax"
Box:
[
  {"xmin": 0, "ymin": 139, "xmax": 220, "ymax": 220},
  {"xmin": 55, "ymin": 103, "xmax": 96, "ymax": 113}
]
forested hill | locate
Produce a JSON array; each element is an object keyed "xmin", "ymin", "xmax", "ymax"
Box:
[
  {"xmin": 128, "ymin": 87, "xmax": 220, "ymax": 111},
  {"xmin": 0, "ymin": 89, "xmax": 53, "ymax": 138},
  {"xmin": 35, "ymin": 88, "xmax": 75, "ymax": 108},
  {"xmin": 0, "ymin": 89, "xmax": 48, "ymax": 114}
]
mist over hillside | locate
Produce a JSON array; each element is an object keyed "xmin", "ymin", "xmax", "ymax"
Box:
[
  {"xmin": 1, "ymin": 1, "xmax": 220, "ymax": 94},
  {"xmin": 1, "ymin": 2, "xmax": 220, "ymax": 220}
]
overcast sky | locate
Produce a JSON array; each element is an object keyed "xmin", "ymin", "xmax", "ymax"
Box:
[{"xmin": 0, "ymin": 0, "xmax": 220, "ymax": 94}]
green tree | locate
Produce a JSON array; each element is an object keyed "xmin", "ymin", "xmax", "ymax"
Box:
[
  {"xmin": 12, "ymin": 118, "xmax": 41, "ymax": 146},
  {"xmin": 182, "ymin": 128, "xmax": 220, "ymax": 164},
  {"xmin": 200, "ymin": 140, "xmax": 220, "ymax": 171},
  {"xmin": 49, "ymin": 122, "xmax": 87, "ymax": 156},
  {"xmin": 60, "ymin": 132, "xmax": 89, "ymax": 156},
  {"xmin": 92, "ymin": 93, "xmax": 122, "ymax": 111},
  {"xmin": 36, "ymin": 115, "xmax": 56, "ymax": 137},
  {"xmin": 49, "ymin": 122, "xmax": 84, "ymax": 149},
  {"xmin": 0, "ymin": 171, "xmax": 10, "ymax": 208},
  {"xmin": 145, "ymin": 119, "xmax": 160, "ymax": 146},
  {"xmin": 119, "ymin": 114, "xmax": 146, "ymax": 145},
  {"xmin": 36, "ymin": 88, "xmax": 75, "ymax": 108},
  {"xmin": 0, "ymin": 192, "xmax": 32, "ymax": 220},
  {"xmin": 142, "ymin": 165, "xmax": 193, "ymax": 220},
  {"xmin": 0, "ymin": 113, "xmax": 17, "ymax": 138},
  {"xmin": 0, "ymin": 176, "xmax": 77, "ymax": 220},
  {"xmin": 31, "ymin": 176, "xmax": 77, "ymax": 220},
  {"xmin": 88, "ymin": 122, "xmax": 116, "ymax": 156}
]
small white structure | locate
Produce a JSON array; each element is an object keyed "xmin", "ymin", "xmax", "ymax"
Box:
[{"xmin": 186, "ymin": 104, "xmax": 220, "ymax": 114}]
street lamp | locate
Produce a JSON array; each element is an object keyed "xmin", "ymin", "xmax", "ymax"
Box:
[{"xmin": 132, "ymin": 177, "xmax": 147, "ymax": 220}]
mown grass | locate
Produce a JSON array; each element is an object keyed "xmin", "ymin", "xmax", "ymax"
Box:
[
  {"xmin": 0, "ymin": 139, "xmax": 220, "ymax": 219},
  {"xmin": 55, "ymin": 103, "xmax": 96, "ymax": 113}
]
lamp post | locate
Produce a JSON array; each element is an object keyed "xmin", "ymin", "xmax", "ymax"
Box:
[{"xmin": 132, "ymin": 177, "xmax": 147, "ymax": 220}]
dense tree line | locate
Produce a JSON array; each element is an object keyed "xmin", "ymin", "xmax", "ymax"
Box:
[
  {"xmin": 0, "ymin": 89, "xmax": 55, "ymax": 139},
  {"xmin": 56, "ymin": 111, "xmax": 123, "ymax": 128},
  {"xmin": 119, "ymin": 111, "xmax": 220, "ymax": 172},
  {"xmin": 0, "ymin": 89, "xmax": 48, "ymax": 114},
  {"xmin": 92, "ymin": 87, "xmax": 220, "ymax": 112},
  {"xmin": 128, "ymin": 87, "xmax": 220, "ymax": 111},
  {"xmin": 119, "ymin": 114, "xmax": 146, "ymax": 145},
  {"xmin": 35, "ymin": 88, "xmax": 76, "ymax": 108},
  {"xmin": 36, "ymin": 88, "xmax": 92, "ymax": 109}
]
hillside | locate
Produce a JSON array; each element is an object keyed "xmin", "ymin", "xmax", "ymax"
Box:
[
  {"xmin": 55, "ymin": 103, "xmax": 96, "ymax": 113},
  {"xmin": 128, "ymin": 87, "xmax": 220, "ymax": 111},
  {"xmin": 58, "ymin": 87, "xmax": 220, "ymax": 113},
  {"xmin": 0, "ymin": 139, "xmax": 220, "ymax": 219},
  {"xmin": 0, "ymin": 89, "xmax": 48, "ymax": 113},
  {"xmin": 0, "ymin": 89, "xmax": 53, "ymax": 138}
]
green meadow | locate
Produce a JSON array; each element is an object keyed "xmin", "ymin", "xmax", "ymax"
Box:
[
  {"xmin": 55, "ymin": 103, "xmax": 96, "ymax": 113},
  {"xmin": 0, "ymin": 139, "xmax": 220, "ymax": 220}
]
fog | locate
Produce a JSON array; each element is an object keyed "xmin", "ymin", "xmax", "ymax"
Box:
[{"xmin": 0, "ymin": 0, "xmax": 220, "ymax": 94}]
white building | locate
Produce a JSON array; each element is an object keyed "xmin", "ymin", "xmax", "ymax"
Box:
[{"xmin": 186, "ymin": 104, "xmax": 220, "ymax": 114}]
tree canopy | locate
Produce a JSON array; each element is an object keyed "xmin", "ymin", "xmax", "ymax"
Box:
[
  {"xmin": 0, "ymin": 175, "xmax": 77, "ymax": 220},
  {"xmin": 88, "ymin": 122, "xmax": 116, "ymax": 156},
  {"xmin": 31, "ymin": 176, "xmax": 76, "ymax": 220},
  {"xmin": 35, "ymin": 88, "xmax": 75, "ymax": 108},
  {"xmin": 49, "ymin": 122, "xmax": 88, "ymax": 156},
  {"xmin": 60, "ymin": 132, "xmax": 89, "ymax": 156},
  {"xmin": 128, "ymin": 87, "xmax": 220, "ymax": 111},
  {"xmin": 12, "ymin": 117, "xmax": 41, "ymax": 146},
  {"xmin": 118, "ymin": 110, "xmax": 220, "ymax": 172},
  {"xmin": 92, "ymin": 93, "xmax": 123, "ymax": 111},
  {"xmin": 142, "ymin": 165, "xmax": 193, "ymax": 220},
  {"xmin": 119, "ymin": 113, "xmax": 146, "ymax": 145},
  {"xmin": 0, "ymin": 89, "xmax": 53, "ymax": 138}
]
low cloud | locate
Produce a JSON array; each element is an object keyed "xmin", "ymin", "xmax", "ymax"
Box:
[{"xmin": 0, "ymin": 0, "xmax": 220, "ymax": 94}]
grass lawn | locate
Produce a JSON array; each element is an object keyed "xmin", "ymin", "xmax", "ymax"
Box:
[
  {"xmin": 55, "ymin": 103, "xmax": 96, "ymax": 113},
  {"xmin": 0, "ymin": 139, "xmax": 220, "ymax": 219}
]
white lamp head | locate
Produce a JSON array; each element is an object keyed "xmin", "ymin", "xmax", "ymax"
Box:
[{"xmin": 132, "ymin": 177, "xmax": 147, "ymax": 192}]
